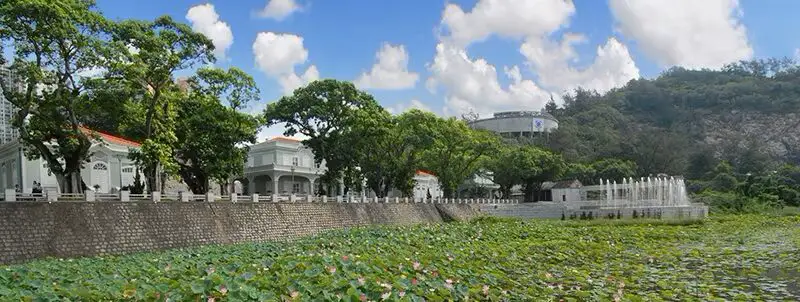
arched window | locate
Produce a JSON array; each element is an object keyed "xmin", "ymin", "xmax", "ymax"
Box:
[{"xmin": 93, "ymin": 162, "xmax": 108, "ymax": 170}]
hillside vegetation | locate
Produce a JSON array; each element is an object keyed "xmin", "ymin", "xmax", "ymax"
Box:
[{"xmin": 542, "ymin": 58, "xmax": 800, "ymax": 177}]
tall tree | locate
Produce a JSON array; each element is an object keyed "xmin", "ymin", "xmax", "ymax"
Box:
[
  {"xmin": 104, "ymin": 15, "xmax": 214, "ymax": 192},
  {"xmin": 174, "ymin": 67, "xmax": 261, "ymax": 194},
  {"xmin": 486, "ymin": 145, "xmax": 519, "ymax": 198},
  {"xmin": 421, "ymin": 118, "xmax": 500, "ymax": 198},
  {"xmin": 351, "ymin": 109, "xmax": 439, "ymax": 198},
  {"xmin": 264, "ymin": 79, "xmax": 383, "ymax": 194},
  {"xmin": 0, "ymin": 0, "xmax": 109, "ymax": 193},
  {"xmin": 512, "ymin": 146, "xmax": 566, "ymax": 202}
]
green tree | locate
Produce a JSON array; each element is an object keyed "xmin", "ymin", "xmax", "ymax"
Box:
[
  {"xmin": 350, "ymin": 109, "xmax": 438, "ymax": 198},
  {"xmin": 512, "ymin": 146, "xmax": 565, "ymax": 202},
  {"xmin": 592, "ymin": 158, "xmax": 637, "ymax": 182},
  {"xmin": 105, "ymin": 15, "xmax": 214, "ymax": 192},
  {"xmin": 486, "ymin": 145, "xmax": 519, "ymax": 199},
  {"xmin": 421, "ymin": 118, "xmax": 501, "ymax": 198},
  {"xmin": 0, "ymin": 0, "xmax": 109, "ymax": 193},
  {"xmin": 264, "ymin": 79, "xmax": 382, "ymax": 195},
  {"xmin": 173, "ymin": 67, "xmax": 261, "ymax": 194},
  {"xmin": 563, "ymin": 162, "xmax": 597, "ymax": 185}
]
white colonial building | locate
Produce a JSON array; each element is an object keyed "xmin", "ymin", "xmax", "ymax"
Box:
[
  {"xmin": 244, "ymin": 136, "xmax": 444, "ymax": 198},
  {"xmin": 0, "ymin": 127, "xmax": 140, "ymax": 193},
  {"xmin": 243, "ymin": 136, "xmax": 327, "ymax": 195}
]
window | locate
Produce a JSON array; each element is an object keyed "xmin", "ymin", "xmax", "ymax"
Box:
[
  {"xmin": 292, "ymin": 157, "xmax": 299, "ymax": 166},
  {"xmin": 315, "ymin": 162, "xmax": 321, "ymax": 169},
  {"xmin": 93, "ymin": 162, "xmax": 108, "ymax": 170},
  {"xmin": 122, "ymin": 167, "xmax": 134, "ymax": 173},
  {"xmin": 292, "ymin": 183, "xmax": 301, "ymax": 193}
]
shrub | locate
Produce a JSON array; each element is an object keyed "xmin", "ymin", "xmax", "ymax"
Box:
[{"xmin": 694, "ymin": 190, "xmax": 783, "ymax": 214}]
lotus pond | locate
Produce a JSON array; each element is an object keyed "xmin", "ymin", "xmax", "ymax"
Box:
[{"xmin": 1, "ymin": 215, "xmax": 799, "ymax": 301}]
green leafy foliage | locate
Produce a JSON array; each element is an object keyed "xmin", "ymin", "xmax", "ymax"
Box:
[
  {"xmin": 420, "ymin": 118, "xmax": 501, "ymax": 198},
  {"xmin": 263, "ymin": 79, "xmax": 383, "ymax": 194},
  {"xmin": 104, "ymin": 15, "xmax": 215, "ymax": 192},
  {"xmin": 1, "ymin": 215, "xmax": 798, "ymax": 300},
  {"xmin": 0, "ymin": 0, "xmax": 110, "ymax": 192},
  {"xmin": 173, "ymin": 67, "xmax": 261, "ymax": 194}
]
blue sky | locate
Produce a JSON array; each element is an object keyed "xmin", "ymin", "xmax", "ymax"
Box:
[{"xmin": 91, "ymin": 0, "xmax": 800, "ymax": 140}]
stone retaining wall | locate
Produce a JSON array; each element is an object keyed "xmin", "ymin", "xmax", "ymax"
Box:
[{"xmin": 0, "ymin": 202, "xmax": 480, "ymax": 265}]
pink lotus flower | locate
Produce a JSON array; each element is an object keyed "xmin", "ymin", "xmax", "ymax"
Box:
[
  {"xmin": 398, "ymin": 290, "xmax": 406, "ymax": 298},
  {"xmin": 482, "ymin": 285, "xmax": 489, "ymax": 295},
  {"xmin": 206, "ymin": 267, "xmax": 215, "ymax": 274},
  {"xmin": 412, "ymin": 261, "xmax": 421, "ymax": 270},
  {"xmin": 381, "ymin": 291, "xmax": 391, "ymax": 300},
  {"xmin": 359, "ymin": 293, "xmax": 367, "ymax": 301},
  {"xmin": 290, "ymin": 291, "xmax": 299, "ymax": 298},
  {"xmin": 342, "ymin": 255, "xmax": 350, "ymax": 261},
  {"xmin": 358, "ymin": 277, "xmax": 366, "ymax": 286},
  {"xmin": 411, "ymin": 278, "xmax": 418, "ymax": 286},
  {"xmin": 207, "ymin": 298, "xmax": 215, "ymax": 302},
  {"xmin": 327, "ymin": 266, "xmax": 337, "ymax": 273},
  {"xmin": 219, "ymin": 285, "xmax": 227, "ymax": 295}
]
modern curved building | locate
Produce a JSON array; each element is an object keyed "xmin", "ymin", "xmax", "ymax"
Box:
[{"xmin": 467, "ymin": 110, "xmax": 558, "ymax": 138}]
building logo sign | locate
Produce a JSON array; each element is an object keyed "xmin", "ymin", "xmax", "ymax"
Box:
[{"xmin": 534, "ymin": 119, "xmax": 543, "ymax": 130}]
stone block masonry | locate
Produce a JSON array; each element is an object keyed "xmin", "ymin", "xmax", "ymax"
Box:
[{"xmin": 0, "ymin": 202, "xmax": 480, "ymax": 265}]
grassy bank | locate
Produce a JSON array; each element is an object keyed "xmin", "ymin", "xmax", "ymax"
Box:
[{"xmin": 1, "ymin": 215, "xmax": 798, "ymax": 301}]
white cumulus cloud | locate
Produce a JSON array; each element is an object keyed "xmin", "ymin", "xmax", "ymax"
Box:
[
  {"xmin": 186, "ymin": 4, "xmax": 233, "ymax": 59},
  {"xmin": 520, "ymin": 34, "xmax": 640, "ymax": 94},
  {"xmin": 429, "ymin": 0, "xmax": 639, "ymax": 116},
  {"xmin": 354, "ymin": 43, "xmax": 419, "ymax": 90},
  {"xmin": 258, "ymin": 0, "xmax": 301, "ymax": 21},
  {"xmin": 440, "ymin": 0, "xmax": 575, "ymax": 47},
  {"xmin": 252, "ymin": 32, "xmax": 319, "ymax": 94},
  {"xmin": 609, "ymin": 0, "xmax": 753, "ymax": 69},
  {"xmin": 427, "ymin": 43, "xmax": 551, "ymax": 117}
]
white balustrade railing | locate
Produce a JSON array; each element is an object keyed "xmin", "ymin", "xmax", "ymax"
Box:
[{"xmin": 0, "ymin": 188, "xmax": 519, "ymax": 205}]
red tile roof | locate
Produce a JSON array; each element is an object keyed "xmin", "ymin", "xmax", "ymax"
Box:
[
  {"xmin": 416, "ymin": 170, "xmax": 436, "ymax": 177},
  {"xmin": 270, "ymin": 136, "xmax": 303, "ymax": 143},
  {"xmin": 79, "ymin": 127, "xmax": 141, "ymax": 147}
]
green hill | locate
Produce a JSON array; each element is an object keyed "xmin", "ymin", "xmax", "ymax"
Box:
[{"xmin": 543, "ymin": 58, "xmax": 800, "ymax": 178}]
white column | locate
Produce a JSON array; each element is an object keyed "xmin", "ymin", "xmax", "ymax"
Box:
[
  {"xmin": 251, "ymin": 193, "xmax": 259, "ymax": 203},
  {"xmin": 151, "ymin": 191, "xmax": 161, "ymax": 202},
  {"xmin": 272, "ymin": 175, "xmax": 280, "ymax": 195},
  {"xmin": 119, "ymin": 190, "xmax": 130, "ymax": 202},
  {"xmin": 4, "ymin": 188, "xmax": 15, "ymax": 202},
  {"xmin": 204, "ymin": 192, "xmax": 214, "ymax": 202},
  {"xmin": 179, "ymin": 191, "xmax": 191, "ymax": 202},
  {"xmin": 230, "ymin": 193, "xmax": 238, "ymax": 203}
]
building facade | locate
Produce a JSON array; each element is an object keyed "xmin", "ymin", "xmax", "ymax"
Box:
[
  {"xmin": 0, "ymin": 66, "xmax": 21, "ymax": 144},
  {"xmin": 243, "ymin": 137, "xmax": 327, "ymax": 195},
  {"xmin": 244, "ymin": 136, "xmax": 445, "ymax": 198},
  {"xmin": 0, "ymin": 127, "xmax": 141, "ymax": 193},
  {"xmin": 467, "ymin": 110, "xmax": 559, "ymax": 138}
]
